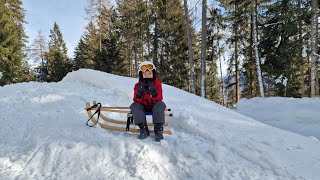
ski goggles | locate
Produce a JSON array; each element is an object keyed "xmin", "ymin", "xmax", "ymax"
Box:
[{"xmin": 140, "ymin": 64, "xmax": 154, "ymax": 72}]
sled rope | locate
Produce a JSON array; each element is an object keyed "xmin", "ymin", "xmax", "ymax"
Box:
[{"xmin": 86, "ymin": 103, "xmax": 102, "ymax": 127}]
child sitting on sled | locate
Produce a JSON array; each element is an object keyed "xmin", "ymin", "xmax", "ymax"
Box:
[{"xmin": 130, "ymin": 61, "xmax": 166, "ymax": 141}]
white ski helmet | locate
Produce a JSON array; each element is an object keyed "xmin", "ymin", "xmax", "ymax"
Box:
[
  {"xmin": 138, "ymin": 61, "xmax": 157, "ymax": 81},
  {"xmin": 138, "ymin": 61, "xmax": 156, "ymax": 72}
]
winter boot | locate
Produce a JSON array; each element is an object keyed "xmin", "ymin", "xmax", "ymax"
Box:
[
  {"xmin": 154, "ymin": 123, "xmax": 164, "ymax": 141},
  {"xmin": 138, "ymin": 123, "xmax": 149, "ymax": 139}
]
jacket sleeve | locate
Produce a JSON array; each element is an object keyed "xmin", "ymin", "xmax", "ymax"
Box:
[
  {"xmin": 133, "ymin": 83, "xmax": 142, "ymax": 103},
  {"xmin": 151, "ymin": 81, "xmax": 163, "ymax": 102}
]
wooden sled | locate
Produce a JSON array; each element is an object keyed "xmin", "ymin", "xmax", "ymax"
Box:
[{"xmin": 85, "ymin": 101, "xmax": 173, "ymax": 135}]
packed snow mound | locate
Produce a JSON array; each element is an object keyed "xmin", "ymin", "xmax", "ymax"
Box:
[
  {"xmin": 1, "ymin": 69, "xmax": 320, "ymax": 180},
  {"xmin": 236, "ymin": 97, "xmax": 320, "ymax": 140}
]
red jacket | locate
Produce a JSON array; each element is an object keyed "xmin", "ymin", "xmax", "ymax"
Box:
[{"xmin": 133, "ymin": 77, "xmax": 163, "ymax": 111}]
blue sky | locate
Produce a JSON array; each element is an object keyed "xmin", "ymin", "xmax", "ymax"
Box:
[{"xmin": 23, "ymin": 0, "xmax": 89, "ymax": 57}]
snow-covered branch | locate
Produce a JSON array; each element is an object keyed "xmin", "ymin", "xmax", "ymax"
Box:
[
  {"xmin": 313, "ymin": 52, "xmax": 320, "ymax": 57},
  {"xmin": 262, "ymin": 21, "xmax": 284, "ymax": 27}
]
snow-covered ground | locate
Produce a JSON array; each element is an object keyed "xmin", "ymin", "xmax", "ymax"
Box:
[
  {"xmin": 1, "ymin": 69, "xmax": 320, "ymax": 180},
  {"xmin": 236, "ymin": 97, "xmax": 320, "ymax": 140}
]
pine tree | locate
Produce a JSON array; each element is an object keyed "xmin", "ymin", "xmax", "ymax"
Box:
[
  {"xmin": 298, "ymin": 0, "xmax": 306, "ymax": 96},
  {"xmin": 84, "ymin": 0, "xmax": 114, "ymax": 74},
  {"xmin": 74, "ymin": 21, "xmax": 99, "ymax": 70},
  {"xmin": 207, "ymin": 7, "xmax": 225, "ymax": 104},
  {"xmin": 116, "ymin": 0, "xmax": 191, "ymax": 86},
  {"xmin": 259, "ymin": 0, "xmax": 309, "ymax": 97},
  {"xmin": 153, "ymin": 0, "xmax": 189, "ymax": 90},
  {"xmin": 221, "ymin": 0, "xmax": 244, "ymax": 106},
  {"xmin": 74, "ymin": 37, "xmax": 90, "ymax": 70},
  {"xmin": 252, "ymin": 0, "xmax": 264, "ymax": 98},
  {"xmin": 95, "ymin": 31, "xmax": 121, "ymax": 74},
  {"xmin": 116, "ymin": 0, "xmax": 133, "ymax": 76},
  {"xmin": 76, "ymin": 6, "xmax": 125, "ymax": 76},
  {"xmin": 0, "ymin": 0, "xmax": 28, "ymax": 85},
  {"xmin": 201, "ymin": 0, "xmax": 207, "ymax": 98},
  {"xmin": 116, "ymin": 0, "xmax": 149, "ymax": 77},
  {"xmin": 106, "ymin": 34, "xmax": 123, "ymax": 75},
  {"xmin": 47, "ymin": 22, "xmax": 71, "ymax": 82},
  {"xmin": 183, "ymin": 0, "xmax": 196, "ymax": 94},
  {"xmin": 86, "ymin": 0, "xmax": 112, "ymax": 52},
  {"xmin": 21, "ymin": 59, "xmax": 35, "ymax": 82},
  {"xmin": 310, "ymin": 0, "xmax": 318, "ymax": 97},
  {"xmin": 93, "ymin": 6, "xmax": 123, "ymax": 74},
  {"xmin": 109, "ymin": 8, "xmax": 127, "ymax": 75},
  {"xmin": 241, "ymin": 0, "xmax": 259, "ymax": 98}
]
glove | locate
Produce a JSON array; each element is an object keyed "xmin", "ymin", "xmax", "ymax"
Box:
[
  {"xmin": 147, "ymin": 82, "xmax": 158, "ymax": 97},
  {"xmin": 136, "ymin": 83, "xmax": 146, "ymax": 99}
]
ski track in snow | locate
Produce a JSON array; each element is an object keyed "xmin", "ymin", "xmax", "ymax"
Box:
[{"xmin": 0, "ymin": 69, "xmax": 320, "ymax": 180}]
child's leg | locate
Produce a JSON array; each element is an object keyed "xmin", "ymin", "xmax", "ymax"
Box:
[
  {"xmin": 130, "ymin": 102, "xmax": 146, "ymax": 125},
  {"xmin": 152, "ymin": 101, "xmax": 166, "ymax": 124}
]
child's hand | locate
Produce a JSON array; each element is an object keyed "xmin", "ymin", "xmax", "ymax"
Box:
[
  {"xmin": 148, "ymin": 82, "xmax": 158, "ymax": 97},
  {"xmin": 136, "ymin": 83, "xmax": 146, "ymax": 99}
]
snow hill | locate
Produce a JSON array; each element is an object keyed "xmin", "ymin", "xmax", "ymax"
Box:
[
  {"xmin": 236, "ymin": 97, "xmax": 320, "ymax": 141},
  {"xmin": 1, "ymin": 69, "xmax": 320, "ymax": 180}
]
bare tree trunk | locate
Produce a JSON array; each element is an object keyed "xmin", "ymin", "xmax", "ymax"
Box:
[
  {"xmin": 40, "ymin": 47, "xmax": 44, "ymax": 82},
  {"xmin": 127, "ymin": 42, "xmax": 132, "ymax": 77},
  {"xmin": 38, "ymin": 32, "xmax": 45, "ymax": 82},
  {"xmin": 252, "ymin": 0, "xmax": 265, "ymax": 97},
  {"xmin": 98, "ymin": 1, "xmax": 102, "ymax": 52},
  {"xmin": 316, "ymin": 10, "xmax": 319, "ymax": 96},
  {"xmin": 86, "ymin": 0, "xmax": 102, "ymax": 52},
  {"xmin": 201, "ymin": 0, "xmax": 207, "ymax": 98},
  {"xmin": 311, "ymin": 0, "xmax": 318, "ymax": 97},
  {"xmin": 235, "ymin": 33, "xmax": 240, "ymax": 102},
  {"xmin": 153, "ymin": 21, "xmax": 159, "ymax": 67},
  {"xmin": 234, "ymin": 1, "xmax": 240, "ymax": 103},
  {"xmin": 183, "ymin": 0, "xmax": 196, "ymax": 94},
  {"xmin": 250, "ymin": 7, "xmax": 255, "ymax": 97},
  {"xmin": 218, "ymin": 27, "xmax": 225, "ymax": 106},
  {"xmin": 146, "ymin": 0, "xmax": 151, "ymax": 59},
  {"xmin": 297, "ymin": 0, "xmax": 306, "ymax": 97},
  {"xmin": 140, "ymin": 27, "xmax": 144, "ymax": 61},
  {"xmin": 31, "ymin": 30, "xmax": 47, "ymax": 82},
  {"xmin": 134, "ymin": 41, "xmax": 138, "ymax": 76},
  {"xmin": 266, "ymin": 76, "xmax": 269, "ymax": 96}
]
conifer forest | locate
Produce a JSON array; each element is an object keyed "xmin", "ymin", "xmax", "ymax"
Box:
[{"xmin": 0, "ymin": 0, "xmax": 319, "ymax": 107}]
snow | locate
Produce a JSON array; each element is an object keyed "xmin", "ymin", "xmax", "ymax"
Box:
[
  {"xmin": 275, "ymin": 74, "xmax": 288, "ymax": 86},
  {"xmin": 263, "ymin": 21, "xmax": 284, "ymax": 27},
  {"xmin": 275, "ymin": 35, "xmax": 281, "ymax": 48},
  {"xmin": 302, "ymin": 45, "xmax": 307, "ymax": 58},
  {"xmin": 1, "ymin": 69, "xmax": 320, "ymax": 179},
  {"xmin": 28, "ymin": 61, "xmax": 40, "ymax": 70},
  {"xmin": 260, "ymin": 56, "xmax": 266, "ymax": 65},
  {"xmin": 4, "ymin": 2, "xmax": 10, "ymax": 8},
  {"xmin": 237, "ymin": 97, "xmax": 320, "ymax": 141}
]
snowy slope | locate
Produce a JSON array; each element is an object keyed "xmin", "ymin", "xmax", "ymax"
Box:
[
  {"xmin": 1, "ymin": 69, "xmax": 320, "ymax": 180},
  {"xmin": 236, "ymin": 97, "xmax": 320, "ymax": 140}
]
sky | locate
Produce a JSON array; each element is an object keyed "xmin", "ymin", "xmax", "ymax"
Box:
[{"xmin": 23, "ymin": 0, "xmax": 89, "ymax": 57}]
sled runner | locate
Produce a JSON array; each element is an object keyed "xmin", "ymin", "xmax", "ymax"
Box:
[{"xmin": 85, "ymin": 101, "xmax": 173, "ymax": 135}]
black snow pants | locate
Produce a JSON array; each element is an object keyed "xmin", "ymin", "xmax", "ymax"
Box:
[{"xmin": 130, "ymin": 102, "xmax": 166, "ymax": 125}]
